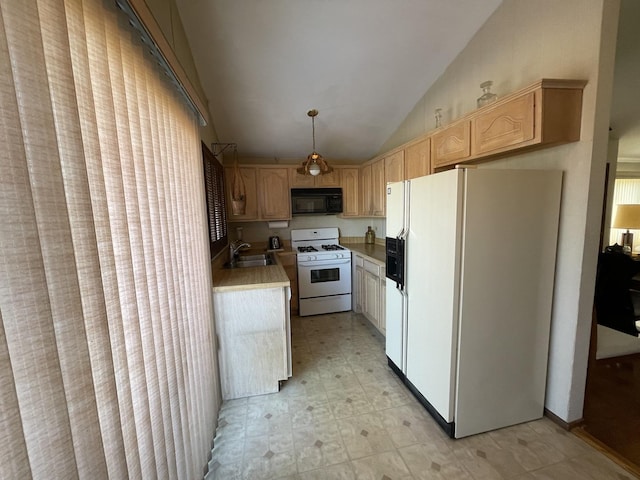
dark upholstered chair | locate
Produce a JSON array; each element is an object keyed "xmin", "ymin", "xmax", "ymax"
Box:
[{"xmin": 594, "ymin": 248, "xmax": 640, "ymax": 337}]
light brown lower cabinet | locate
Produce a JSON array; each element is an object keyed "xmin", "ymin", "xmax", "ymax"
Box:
[
  {"xmin": 352, "ymin": 252, "xmax": 386, "ymax": 334},
  {"xmin": 213, "ymin": 286, "xmax": 292, "ymax": 400}
]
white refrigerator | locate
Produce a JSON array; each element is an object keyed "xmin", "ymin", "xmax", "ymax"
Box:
[{"xmin": 385, "ymin": 168, "xmax": 562, "ymax": 438}]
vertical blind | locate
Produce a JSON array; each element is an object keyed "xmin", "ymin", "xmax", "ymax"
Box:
[{"xmin": 0, "ymin": 0, "xmax": 219, "ymax": 478}]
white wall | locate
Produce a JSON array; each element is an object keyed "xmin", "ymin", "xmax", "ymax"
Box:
[
  {"xmin": 381, "ymin": 0, "xmax": 620, "ymax": 423},
  {"xmin": 229, "ymin": 216, "xmax": 386, "ymax": 244}
]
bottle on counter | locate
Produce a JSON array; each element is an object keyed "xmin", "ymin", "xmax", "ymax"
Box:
[{"xmin": 365, "ymin": 226, "xmax": 375, "ymax": 244}]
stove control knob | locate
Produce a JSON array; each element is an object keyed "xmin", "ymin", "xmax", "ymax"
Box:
[{"xmin": 334, "ymin": 254, "xmax": 340, "ymax": 259}]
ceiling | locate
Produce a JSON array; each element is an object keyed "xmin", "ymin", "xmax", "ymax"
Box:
[
  {"xmin": 175, "ymin": 1, "xmax": 640, "ymax": 165},
  {"xmin": 174, "ymin": 0, "xmax": 502, "ymax": 162}
]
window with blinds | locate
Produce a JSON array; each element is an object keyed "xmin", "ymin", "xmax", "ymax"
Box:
[{"xmin": 202, "ymin": 142, "xmax": 228, "ymax": 258}]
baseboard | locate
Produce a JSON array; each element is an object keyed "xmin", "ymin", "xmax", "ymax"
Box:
[
  {"xmin": 543, "ymin": 408, "xmax": 584, "ymax": 431},
  {"xmin": 573, "ymin": 427, "xmax": 640, "ymax": 478}
]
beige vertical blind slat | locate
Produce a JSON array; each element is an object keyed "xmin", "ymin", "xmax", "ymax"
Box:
[
  {"xmin": 161, "ymin": 89, "xmax": 194, "ymax": 480},
  {"xmin": 83, "ymin": 0, "xmax": 143, "ymax": 477},
  {"xmin": 131, "ymin": 43, "xmax": 178, "ymax": 480},
  {"xmin": 146, "ymin": 68, "xmax": 188, "ymax": 479},
  {"xmin": 64, "ymin": 0, "xmax": 128, "ymax": 475},
  {"xmin": 120, "ymin": 20, "xmax": 169, "ymax": 479},
  {"xmin": 38, "ymin": 0, "xmax": 116, "ymax": 475},
  {"xmin": 1, "ymin": 0, "xmax": 79, "ymax": 477},
  {"xmin": 0, "ymin": 311, "xmax": 32, "ymax": 479},
  {"xmin": 1, "ymin": 0, "xmax": 217, "ymax": 477}
]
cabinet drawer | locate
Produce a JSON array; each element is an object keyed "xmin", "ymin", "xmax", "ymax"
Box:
[
  {"xmin": 354, "ymin": 254, "xmax": 364, "ymax": 267},
  {"xmin": 364, "ymin": 259, "xmax": 381, "ymax": 275},
  {"xmin": 472, "ymin": 92, "xmax": 535, "ymax": 156}
]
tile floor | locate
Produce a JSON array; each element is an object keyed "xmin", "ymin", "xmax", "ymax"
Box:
[{"xmin": 206, "ymin": 312, "xmax": 635, "ymax": 479}]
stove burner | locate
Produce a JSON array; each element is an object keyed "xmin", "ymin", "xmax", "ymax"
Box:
[
  {"xmin": 298, "ymin": 246, "xmax": 318, "ymax": 253},
  {"xmin": 321, "ymin": 244, "xmax": 345, "ymax": 251}
]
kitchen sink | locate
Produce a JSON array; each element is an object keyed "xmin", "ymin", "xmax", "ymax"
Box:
[{"xmin": 225, "ymin": 253, "xmax": 275, "ymax": 268}]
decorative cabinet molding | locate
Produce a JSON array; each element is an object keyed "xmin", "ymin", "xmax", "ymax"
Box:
[{"xmin": 431, "ymin": 121, "xmax": 471, "ymax": 168}]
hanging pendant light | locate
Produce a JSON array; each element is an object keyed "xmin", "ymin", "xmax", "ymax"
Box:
[{"xmin": 297, "ymin": 109, "xmax": 333, "ymax": 176}]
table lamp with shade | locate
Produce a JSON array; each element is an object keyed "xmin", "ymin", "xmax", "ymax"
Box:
[{"xmin": 613, "ymin": 204, "xmax": 640, "ymax": 254}]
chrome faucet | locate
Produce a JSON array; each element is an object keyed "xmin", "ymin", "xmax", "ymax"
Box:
[{"xmin": 229, "ymin": 240, "xmax": 251, "ymax": 262}]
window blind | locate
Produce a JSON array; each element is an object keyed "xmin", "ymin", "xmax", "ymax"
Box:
[
  {"xmin": 202, "ymin": 142, "xmax": 228, "ymax": 258},
  {"xmin": 0, "ymin": 0, "xmax": 219, "ymax": 478}
]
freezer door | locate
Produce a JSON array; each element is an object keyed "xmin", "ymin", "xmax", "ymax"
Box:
[
  {"xmin": 405, "ymin": 170, "xmax": 463, "ymax": 423},
  {"xmin": 385, "ymin": 181, "xmax": 409, "ymax": 373}
]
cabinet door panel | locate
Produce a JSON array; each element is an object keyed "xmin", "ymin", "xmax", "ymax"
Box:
[
  {"xmin": 289, "ymin": 167, "xmax": 315, "ymax": 187},
  {"xmin": 472, "ymin": 92, "xmax": 535, "ymax": 155},
  {"xmin": 316, "ymin": 169, "xmax": 341, "ymax": 187},
  {"xmin": 385, "ymin": 151, "xmax": 405, "ymax": 183},
  {"xmin": 341, "ymin": 168, "xmax": 359, "ymax": 216},
  {"xmin": 360, "ymin": 165, "xmax": 372, "ymax": 216},
  {"xmin": 405, "ymin": 139, "xmax": 430, "ymax": 179},
  {"xmin": 431, "ymin": 121, "xmax": 471, "ymax": 167},
  {"xmin": 364, "ymin": 270, "xmax": 380, "ymax": 328},
  {"xmin": 371, "ymin": 160, "xmax": 385, "ymax": 216},
  {"xmin": 259, "ymin": 168, "xmax": 290, "ymax": 219}
]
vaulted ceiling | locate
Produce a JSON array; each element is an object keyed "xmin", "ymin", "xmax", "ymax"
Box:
[
  {"xmin": 175, "ymin": 0, "xmax": 502, "ymax": 162},
  {"xmin": 175, "ymin": 0, "xmax": 640, "ymax": 166}
]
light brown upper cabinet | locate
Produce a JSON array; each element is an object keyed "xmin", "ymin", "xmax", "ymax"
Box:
[
  {"xmin": 258, "ymin": 168, "xmax": 290, "ymax": 219},
  {"xmin": 371, "ymin": 159, "xmax": 385, "ymax": 216},
  {"xmin": 340, "ymin": 168, "xmax": 360, "ymax": 217},
  {"xmin": 430, "ymin": 79, "xmax": 586, "ymax": 170},
  {"xmin": 359, "ymin": 164, "xmax": 372, "ymax": 216},
  {"xmin": 384, "ymin": 151, "xmax": 405, "ymax": 184},
  {"xmin": 288, "ymin": 167, "xmax": 315, "ymax": 188},
  {"xmin": 470, "ymin": 80, "xmax": 586, "ymax": 159},
  {"xmin": 224, "ymin": 166, "xmax": 259, "ymax": 221},
  {"xmin": 431, "ymin": 120, "xmax": 471, "ymax": 168},
  {"xmin": 289, "ymin": 167, "xmax": 341, "ymax": 187},
  {"xmin": 472, "ymin": 92, "xmax": 535, "ymax": 156},
  {"xmin": 405, "ymin": 138, "xmax": 430, "ymax": 180}
]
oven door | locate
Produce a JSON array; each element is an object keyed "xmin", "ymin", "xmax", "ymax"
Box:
[{"xmin": 297, "ymin": 258, "xmax": 352, "ymax": 298}]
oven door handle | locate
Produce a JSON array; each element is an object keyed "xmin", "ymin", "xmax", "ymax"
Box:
[{"xmin": 298, "ymin": 259, "xmax": 351, "ymax": 268}]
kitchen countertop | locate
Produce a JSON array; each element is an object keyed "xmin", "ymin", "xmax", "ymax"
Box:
[
  {"xmin": 344, "ymin": 243, "xmax": 386, "ymax": 264},
  {"xmin": 212, "ymin": 250, "xmax": 291, "ymax": 293}
]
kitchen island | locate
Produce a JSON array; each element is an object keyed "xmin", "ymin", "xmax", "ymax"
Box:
[{"xmin": 212, "ymin": 255, "xmax": 292, "ymax": 400}]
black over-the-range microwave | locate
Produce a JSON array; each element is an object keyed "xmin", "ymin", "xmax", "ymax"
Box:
[{"xmin": 291, "ymin": 188, "xmax": 343, "ymax": 215}]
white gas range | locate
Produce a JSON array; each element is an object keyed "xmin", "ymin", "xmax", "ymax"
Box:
[{"xmin": 291, "ymin": 228, "xmax": 352, "ymax": 316}]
